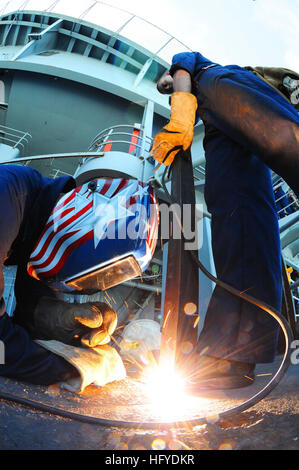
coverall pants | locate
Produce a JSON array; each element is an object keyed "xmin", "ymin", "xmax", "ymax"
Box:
[{"xmin": 194, "ymin": 65, "xmax": 299, "ymax": 363}]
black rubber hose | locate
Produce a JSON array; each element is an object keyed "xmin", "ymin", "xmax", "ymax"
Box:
[
  {"xmin": 0, "ymin": 168, "xmax": 293, "ymax": 429},
  {"xmin": 0, "ymin": 297, "xmax": 292, "ymax": 429}
]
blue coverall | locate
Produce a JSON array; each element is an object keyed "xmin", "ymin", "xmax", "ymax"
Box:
[
  {"xmin": 169, "ymin": 52, "xmax": 299, "ymax": 363},
  {"xmin": 0, "ymin": 165, "xmax": 77, "ymax": 384}
]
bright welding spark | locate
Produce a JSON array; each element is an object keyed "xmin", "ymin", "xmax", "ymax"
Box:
[
  {"xmin": 162, "ymin": 309, "xmax": 171, "ymax": 328},
  {"xmin": 142, "ymin": 365, "xmax": 193, "ymax": 420}
]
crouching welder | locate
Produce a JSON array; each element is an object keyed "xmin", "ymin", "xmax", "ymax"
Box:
[
  {"xmin": 0, "ymin": 165, "xmax": 158, "ymax": 392},
  {"xmin": 153, "ymin": 51, "xmax": 299, "ymax": 389}
]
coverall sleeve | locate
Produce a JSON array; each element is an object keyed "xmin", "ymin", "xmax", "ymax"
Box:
[
  {"xmin": 170, "ymin": 52, "xmax": 299, "ymax": 196},
  {"xmin": 196, "ymin": 64, "xmax": 299, "ymax": 197},
  {"xmin": 0, "ymin": 174, "xmax": 77, "ymax": 385},
  {"xmin": 169, "ymin": 51, "xmax": 217, "ymax": 78}
]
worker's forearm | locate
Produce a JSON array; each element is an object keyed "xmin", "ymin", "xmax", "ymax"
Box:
[
  {"xmin": 173, "ymin": 69, "xmax": 192, "ymax": 93},
  {"xmin": 0, "ymin": 313, "xmax": 77, "ymax": 384}
]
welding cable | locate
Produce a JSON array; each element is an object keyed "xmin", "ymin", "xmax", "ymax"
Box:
[
  {"xmin": 0, "ymin": 170, "xmax": 293, "ymax": 429},
  {"xmin": 0, "ymin": 310, "xmax": 292, "ymax": 430},
  {"xmin": 160, "ymin": 165, "xmax": 294, "ymax": 417}
]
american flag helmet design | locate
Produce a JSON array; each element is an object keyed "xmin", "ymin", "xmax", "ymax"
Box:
[{"xmin": 27, "ymin": 178, "xmax": 159, "ymax": 291}]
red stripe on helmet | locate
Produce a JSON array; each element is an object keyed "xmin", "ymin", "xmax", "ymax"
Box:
[
  {"xmin": 38, "ymin": 230, "xmax": 94, "ymax": 278},
  {"xmin": 30, "ymin": 201, "xmax": 93, "ymax": 263},
  {"xmin": 110, "ymin": 178, "xmax": 128, "ymax": 198}
]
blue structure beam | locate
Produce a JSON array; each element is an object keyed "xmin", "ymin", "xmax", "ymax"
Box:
[
  {"xmin": 134, "ymin": 58, "xmax": 153, "ymax": 87},
  {"xmin": 83, "ymin": 28, "xmax": 98, "ymax": 57},
  {"xmin": 120, "ymin": 45, "xmax": 134, "ymax": 69},
  {"xmin": 58, "ymin": 27, "xmax": 142, "ymax": 71},
  {"xmin": 12, "ymin": 18, "xmax": 63, "ymax": 61},
  {"xmin": 66, "ymin": 23, "xmax": 81, "ymax": 53},
  {"xmin": 1, "ymin": 13, "xmax": 21, "ymax": 45}
]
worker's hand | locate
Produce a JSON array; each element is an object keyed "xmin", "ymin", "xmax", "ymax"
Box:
[
  {"xmin": 36, "ymin": 340, "xmax": 126, "ymax": 393},
  {"xmin": 33, "ymin": 298, "xmax": 117, "ymax": 348},
  {"xmin": 80, "ymin": 302, "xmax": 118, "ymax": 348},
  {"xmin": 151, "ymin": 92, "xmax": 198, "ymax": 166}
]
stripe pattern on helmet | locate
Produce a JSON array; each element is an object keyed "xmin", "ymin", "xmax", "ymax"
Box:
[{"xmin": 27, "ymin": 178, "xmax": 158, "ymax": 281}]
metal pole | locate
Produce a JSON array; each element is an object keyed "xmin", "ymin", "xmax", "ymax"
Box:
[{"xmin": 159, "ymin": 149, "xmax": 199, "ymax": 371}]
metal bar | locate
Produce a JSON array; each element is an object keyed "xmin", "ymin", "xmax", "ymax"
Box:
[
  {"xmin": 13, "ymin": 132, "xmax": 31, "ymax": 148},
  {"xmin": 275, "ymin": 190, "xmax": 295, "ymax": 204},
  {"xmin": 160, "ymin": 149, "xmax": 199, "ymax": 371},
  {"xmin": 89, "ymin": 126, "xmax": 152, "ymax": 144},
  {"xmin": 58, "ymin": 28, "xmax": 143, "ymax": 71},
  {"xmin": 122, "ymin": 280, "xmax": 162, "ymax": 293},
  {"xmin": 280, "ymin": 213, "xmax": 299, "ymax": 233},
  {"xmin": 0, "ymin": 136, "xmax": 24, "ymax": 148},
  {"xmin": 0, "ymin": 124, "xmax": 31, "ymax": 134},
  {"xmin": 11, "ymin": 18, "xmax": 21, "ymax": 46},
  {"xmin": 83, "ymin": 0, "xmax": 191, "ymax": 53},
  {"xmin": 90, "ymin": 139, "xmax": 146, "ymax": 152},
  {"xmin": 133, "ymin": 58, "xmax": 153, "ymax": 87},
  {"xmin": 90, "ymin": 131, "xmax": 146, "ymax": 141},
  {"xmin": 140, "ymin": 100, "xmax": 154, "ymax": 153},
  {"xmin": 284, "ymin": 258, "xmax": 299, "ymax": 271},
  {"xmin": 83, "ymin": 28, "xmax": 98, "ymax": 57},
  {"xmin": 151, "ymin": 257, "xmax": 163, "ymax": 266},
  {"xmin": 277, "ymin": 200, "xmax": 298, "ymax": 214},
  {"xmin": 13, "ymin": 18, "xmax": 63, "ymax": 61},
  {"xmin": 79, "ymin": 1, "xmax": 97, "ymax": 19},
  {"xmin": 66, "ymin": 23, "xmax": 81, "ymax": 53},
  {"xmin": 290, "ymin": 280, "xmax": 299, "ymax": 291},
  {"xmin": 115, "ymin": 14, "xmax": 135, "ymax": 35},
  {"xmin": 94, "ymin": 128, "xmax": 114, "ymax": 154},
  {"xmin": 0, "ymin": 152, "xmax": 105, "ymax": 165},
  {"xmin": 120, "ymin": 45, "xmax": 134, "ymax": 69},
  {"xmin": 154, "ymin": 37, "xmax": 173, "ymax": 56},
  {"xmin": 0, "ymin": 130, "xmax": 29, "ymax": 140},
  {"xmin": 128, "ymin": 128, "xmax": 140, "ymax": 155},
  {"xmin": 1, "ymin": 13, "xmax": 18, "ymax": 45},
  {"xmin": 280, "ymin": 256, "xmax": 297, "ymax": 339},
  {"xmin": 100, "ymin": 14, "xmax": 136, "ymax": 63}
]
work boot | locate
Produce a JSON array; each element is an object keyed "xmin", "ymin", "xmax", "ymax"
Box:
[{"xmin": 185, "ymin": 355, "xmax": 255, "ymax": 391}]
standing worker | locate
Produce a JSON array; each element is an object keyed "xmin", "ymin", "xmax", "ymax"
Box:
[{"xmin": 153, "ymin": 51, "xmax": 299, "ymax": 389}]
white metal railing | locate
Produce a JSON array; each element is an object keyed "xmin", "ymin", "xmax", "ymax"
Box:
[
  {"xmin": 0, "ymin": 124, "xmax": 32, "ymax": 150},
  {"xmin": 0, "ymin": 0, "xmax": 192, "ymax": 64},
  {"xmin": 49, "ymin": 167, "xmax": 73, "ymax": 178},
  {"xmin": 273, "ymin": 179, "xmax": 299, "ymax": 219},
  {"xmin": 88, "ymin": 124, "xmax": 153, "ymax": 159}
]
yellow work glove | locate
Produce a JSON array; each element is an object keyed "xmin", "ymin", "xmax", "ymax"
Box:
[
  {"xmin": 35, "ymin": 340, "xmax": 126, "ymax": 393},
  {"xmin": 151, "ymin": 92, "xmax": 198, "ymax": 166}
]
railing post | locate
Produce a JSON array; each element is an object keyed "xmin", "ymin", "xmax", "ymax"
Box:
[
  {"xmin": 0, "ymin": 340, "xmax": 4, "ymax": 365},
  {"xmin": 0, "ymin": 79, "xmax": 4, "ymax": 104}
]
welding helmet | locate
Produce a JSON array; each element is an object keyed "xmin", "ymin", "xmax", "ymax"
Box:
[{"xmin": 27, "ymin": 178, "xmax": 159, "ymax": 293}]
